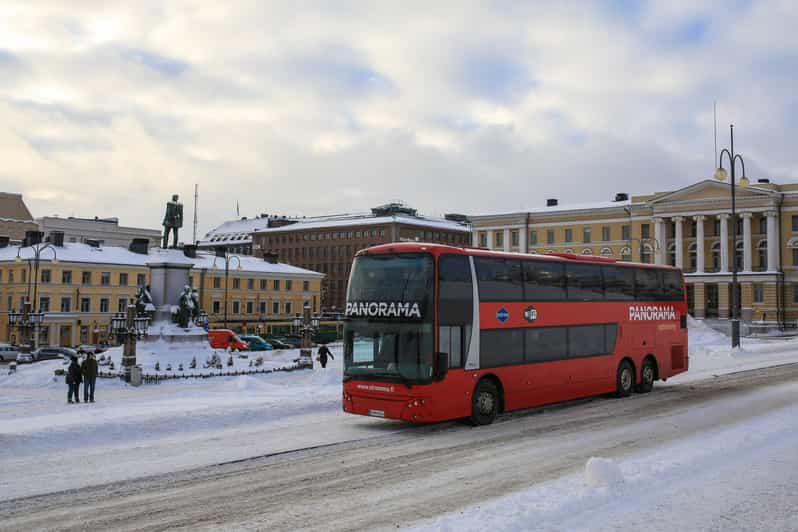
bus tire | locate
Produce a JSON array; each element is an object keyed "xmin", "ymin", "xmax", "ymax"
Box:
[
  {"xmin": 616, "ymin": 360, "xmax": 634, "ymax": 398},
  {"xmin": 470, "ymin": 379, "xmax": 499, "ymax": 426},
  {"xmin": 636, "ymin": 357, "xmax": 656, "ymax": 394}
]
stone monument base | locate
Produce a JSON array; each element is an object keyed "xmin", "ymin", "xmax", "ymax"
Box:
[{"xmin": 143, "ymin": 320, "xmax": 209, "ymax": 344}]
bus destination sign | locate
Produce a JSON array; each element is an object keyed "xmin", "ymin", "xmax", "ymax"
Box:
[{"xmin": 345, "ymin": 301, "xmax": 423, "ymax": 319}]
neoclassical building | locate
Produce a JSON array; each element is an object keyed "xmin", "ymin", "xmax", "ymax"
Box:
[{"xmin": 470, "ymin": 179, "xmax": 798, "ymax": 329}]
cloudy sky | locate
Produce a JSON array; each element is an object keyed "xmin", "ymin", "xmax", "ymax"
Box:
[{"xmin": 2, "ymin": 1, "xmax": 797, "ymax": 238}]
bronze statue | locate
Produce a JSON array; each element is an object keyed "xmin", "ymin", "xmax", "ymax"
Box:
[{"xmin": 162, "ymin": 194, "xmax": 183, "ymax": 248}]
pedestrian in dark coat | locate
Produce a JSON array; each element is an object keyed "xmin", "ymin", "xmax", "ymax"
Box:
[
  {"xmin": 317, "ymin": 344, "xmax": 334, "ymax": 369},
  {"xmin": 82, "ymin": 352, "xmax": 98, "ymax": 403},
  {"xmin": 66, "ymin": 356, "xmax": 82, "ymax": 404}
]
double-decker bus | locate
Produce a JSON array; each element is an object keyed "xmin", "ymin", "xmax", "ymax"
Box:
[{"xmin": 342, "ymin": 242, "xmax": 688, "ymax": 425}]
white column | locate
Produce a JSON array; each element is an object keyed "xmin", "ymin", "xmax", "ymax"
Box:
[
  {"xmin": 519, "ymin": 227, "xmax": 527, "ymax": 253},
  {"xmin": 673, "ymin": 216, "xmax": 684, "ymax": 269},
  {"xmin": 741, "ymin": 212, "xmax": 752, "ymax": 272},
  {"xmin": 719, "ymin": 214, "xmax": 730, "ymax": 273},
  {"xmin": 694, "ymin": 215, "xmax": 705, "ymax": 273},
  {"xmin": 766, "ymin": 211, "xmax": 779, "ymax": 272},
  {"xmin": 653, "ymin": 218, "xmax": 666, "ymax": 265},
  {"xmin": 486, "ymin": 230, "xmax": 494, "ymax": 250},
  {"xmin": 503, "ymin": 228, "xmax": 511, "ymax": 253}
]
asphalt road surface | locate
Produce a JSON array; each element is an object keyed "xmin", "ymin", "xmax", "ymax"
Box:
[{"xmin": 2, "ymin": 364, "xmax": 798, "ymax": 532}]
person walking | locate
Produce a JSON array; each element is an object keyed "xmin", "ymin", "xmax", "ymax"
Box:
[
  {"xmin": 317, "ymin": 344, "xmax": 334, "ymax": 369},
  {"xmin": 82, "ymin": 352, "xmax": 98, "ymax": 403},
  {"xmin": 66, "ymin": 355, "xmax": 82, "ymax": 404}
]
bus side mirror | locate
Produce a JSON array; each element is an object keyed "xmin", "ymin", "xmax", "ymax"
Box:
[{"xmin": 435, "ymin": 352, "xmax": 449, "ymax": 380}]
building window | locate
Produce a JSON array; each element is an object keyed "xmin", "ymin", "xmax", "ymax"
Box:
[
  {"xmin": 565, "ymin": 229, "xmax": 573, "ymax": 243},
  {"xmin": 232, "ymin": 301, "xmax": 240, "ymax": 314},
  {"xmin": 62, "ymin": 270, "xmax": 72, "ymax": 284},
  {"xmin": 794, "ymin": 284, "xmax": 798, "ymax": 304},
  {"xmin": 118, "ymin": 298, "xmax": 128, "ymax": 312},
  {"xmin": 495, "ymin": 231, "xmax": 504, "ymax": 248},
  {"xmin": 247, "ymin": 279, "xmax": 254, "ymax": 290},
  {"xmin": 82, "ymin": 271, "xmax": 92, "ymax": 285},
  {"xmin": 547, "ymin": 230, "xmax": 555, "ymax": 245},
  {"xmin": 792, "ymin": 215, "xmax": 798, "ymax": 232},
  {"xmin": 60, "ymin": 297, "xmax": 71, "ymax": 312},
  {"xmin": 303, "ymin": 280, "xmax": 309, "ymax": 291},
  {"xmin": 212, "ymin": 300, "xmax": 221, "ymax": 314},
  {"xmin": 583, "ymin": 227, "xmax": 591, "ymax": 243},
  {"xmin": 119, "ymin": 273, "xmax": 128, "ymax": 286},
  {"xmin": 80, "ymin": 298, "xmax": 90, "ymax": 312},
  {"xmin": 260, "ymin": 279, "xmax": 267, "ymax": 290},
  {"xmin": 233, "ymin": 278, "xmax": 240, "ymax": 289},
  {"xmin": 641, "ymin": 224, "xmax": 650, "ymax": 239},
  {"xmin": 793, "ymin": 247, "xmax": 798, "ymax": 266},
  {"xmin": 714, "ymin": 219, "xmax": 721, "ymax": 236},
  {"xmin": 759, "ymin": 217, "xmax": 767, "ymax": 235},
  {"xmin": 259, "ymin": 301, "xmax": 266, "ymax": 314},
  {"xmin": 479, "ymin": 232, "xmax": 487, "ymax": 247},
  {"xmin": 246, "ymin": 301, "xmax": 253, "ymax": 314},
  {"xmin": 621, "ymin": 225, "xmax": 630, "ymax": 241},
  {"xmin": 101, "ymin": 272, "xmax": 110, "ymax": 286},
  {"xmin": 511, "ymin": 230, "xmax": 519, "ymax": 247},
  {"xmin": 641, "ymin": 245, "xmax": 653, "ymax": 264},
  {"xmin": 273, "ymin": 279, "xmax": 280, "ymax": 290},
  {"xmin": 529, "ymin": 231, "xmax": 538, "ymax": 245},
  {"xmin": 137, "ymin": 273, "xmax": 146, "ymax": 286},
  {"xmin": 213, "ymin": 277, "xmax": 221, "ymax": 289},
  {"xmin": 21, "ymin": 270, "xmax": 26, "ymax": 283},
  {"xmin": 601, "ymin": 226, "xmax": 610, "ymax": 242},
  {"xmin": 753, "ymin": 284, "xmax": 764, "ymax": 304},
  {"xmin": 285, "ymin": 302, "xmax": 292, "ymax": 314},
  {"xmin": 39, "ymin": 297, "xmax": 50, "ymax": 312},
  {"xmin": 272, "ymin": 301, "xmax": 280, "ymax": 314},
  {"xmin": 620, "ymin": 248, "xmax": 632, "ymax": 262},
  {"xmin": 286, "ymin": 280, "xmax": 293, "ymax": 291},
  {"xmin": 758, "ymin": 241, "xmax": 768, "ymax": 271},
  {"xmin": 41, "ymin": 269, "xmax": 51, "ymax": 283},
  {"xmin": 100, "ymin": 298, "xmax": 109, "ymax": 313}
]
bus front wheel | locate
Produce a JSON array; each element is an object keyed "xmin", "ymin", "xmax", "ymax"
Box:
[
  {"xmin": 615, "ymin": 360, "xmax": 634, "ymax": 398},
  {"xmin": 470, "ymin": 379, "xmax": 499, "ymax": 426}
]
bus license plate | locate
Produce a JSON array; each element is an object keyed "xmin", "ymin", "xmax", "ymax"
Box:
[{"xmin": 368, "ymin": 409, "xmax": 385, "ymax": 418}]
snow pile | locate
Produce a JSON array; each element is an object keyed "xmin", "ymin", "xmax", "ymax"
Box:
[{"xmin": 584, "ymin": 457, "xmax": 624, "ymax": 488}]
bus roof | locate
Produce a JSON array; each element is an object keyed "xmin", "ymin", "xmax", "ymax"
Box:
[{"xmin": 357, "ymin": 242, "xmax": 681, "ymax": 270}]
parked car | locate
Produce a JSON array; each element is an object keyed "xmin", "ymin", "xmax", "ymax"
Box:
[
  {"xmin": 266, "ymin": 338, "xmax": 293, "ymax": 350},
  {"xmin": 239, "ymin": 335, "xmax": 273, "ymax": 351},
  {"xmin": 24, "ymin": 347, "xmax": 79, "ymax": 362},
  {"xmin": 0, "ymin": 345, "xmax": 19, "ymax": 362},
  {"xmin": 76, "ymin": 344, "xmax": 104, "ymax": 355},
  {"xmin": 274, "ymin": 335, "xmax": 302, "ymax": 348},
  {"xmin": 16, "ymin": 351, "xmax": 34, "ymax": 364},
  {"xmin": 208, "ymin": 329, "xmax": 250, "ymax": 351}
]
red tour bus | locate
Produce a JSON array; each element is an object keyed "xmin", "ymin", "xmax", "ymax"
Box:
[{"xmin": 342, "ymin": 242, "xmax": 688, "ymax": 425}]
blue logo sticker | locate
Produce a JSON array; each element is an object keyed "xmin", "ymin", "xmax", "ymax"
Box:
[{"xmin": 496, "ymin": 307, "xmax": 509, "ymax": 323}]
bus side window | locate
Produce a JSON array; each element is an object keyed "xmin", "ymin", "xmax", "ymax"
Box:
[{"xmin": 439, "ymin": 254, "xmax": 473, "ymax": 368}]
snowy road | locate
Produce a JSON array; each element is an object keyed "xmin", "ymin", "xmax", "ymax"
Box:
[{"xmin": 2, "ymin": 363, "xmax": 797, "ymax": 532}]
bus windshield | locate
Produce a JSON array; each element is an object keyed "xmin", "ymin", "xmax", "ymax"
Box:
[{"xmin": 344, "ymin": 253, "xmax": 434, "ymax": 383}]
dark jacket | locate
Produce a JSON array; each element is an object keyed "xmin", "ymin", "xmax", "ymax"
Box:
[
  {"xmin": 67, "ymin": 360, "xmax": 82, "ymax": 385},
  {"xmin": 317, "ymin": 345, "xmax": 334, "ymax": 362},
  {"xmin": 82, "ymin": 357, "xmax": 98, "ymax": 379}
]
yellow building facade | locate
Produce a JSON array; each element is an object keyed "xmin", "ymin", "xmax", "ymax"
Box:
[
  {"xmin": 0, "ymin": 243, "xmax": 323, "ymax": 347},
  {"xmin": 471, "ymin": 179, "xmax": 798, "ymax": 331}
]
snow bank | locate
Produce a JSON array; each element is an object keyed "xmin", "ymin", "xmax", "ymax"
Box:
[{"xmin": 584, "ymin": 457, "xmax": 624, "ymax": 488}]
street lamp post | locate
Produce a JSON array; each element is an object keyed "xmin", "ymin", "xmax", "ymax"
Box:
[
  {"xmin": 7, "ymin": 300, "xmax": 43, "ymax": 353},
  {"xmin": 212, "ymin": 252, "xmax": 241, "ymax": 329},
  {"xmin": 714, "ymin": 124, "xmax": 750, "ymax": 348},
  {"xmin": 111, "ymin": 304, "xmax": 150, "ymax": 382},
  {"xmin": 15, "ymin": 242, "xmax": 57, "ymax": 349},
  {"xmin": 292, "ymin": 304, "xmax": 319, "ymax": 369}
]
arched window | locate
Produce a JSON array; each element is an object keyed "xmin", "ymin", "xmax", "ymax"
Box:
[
  {"xmin": 620, "ymin": 247, "xmax": 632, "ymax": 262},
  {"xmin": 600, "ymin": 247, "xmax": 613, "ymax": 257},
  {"xmin": 582, "ymin": 248, "xmax": 593, "ymax": 255},
  {"xmin": 641, "ymin": 244, "xmax": 653, "ymax": 264},
  {"xmin": 667, "ymin": 242, "xmax": 676, "ymax": 266},
  {"xmin": 757, "ymin": 240, "xmax": 768, "ymax": 271},
  {"xmin": 564, "ymin": 249, "xmax": 574, "ymax": 254},
  {"xmin": 735, "ymin": 241, "xmax": 744, "ymax": 271},
  {"xmin": 688, "ymin": 242, "xmax": 697, "ymax": 272},
  {"xmin": 711, "ymin": 241, "xmax": 721, "ymax": 272},
  {"xmin": 789, "ymin": 238, "xmax": 798, "ymax": 267}
]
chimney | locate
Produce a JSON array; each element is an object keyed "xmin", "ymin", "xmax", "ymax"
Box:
[
  {"xmin": 757, "ymin": 178, "xmax": 770, "ymax": 184},
  {"xmin": 0, "ymin": 236, "xmax": 9, "ymax": 249},
  {"xmin": 129, "ymin": 238, "xmax": 149, "ymax": 255},
  {"xmin": 263, "ymin": 251, "xmax": 279, "ymax": 264},
  {"xmin": 86, "ymin": 239, "xmax": 101, "ymax": 248},
  {"xmin": 50, "ymin": 231, "xmax": 65, "ymax": 247},
  {"xmin": 546, "ymin": 198, "xmax": 558, "ymax": 207},
  {"xmin": 182, "ymin": 244, "xmax": 197, "ymax": 258},
  {"xmin": 24, "ymin": 231, "xmax": 43, "ymax": 246},
  {"xmin": 614, "ymin": 192, "xmax": 629, "ymax": 202}
]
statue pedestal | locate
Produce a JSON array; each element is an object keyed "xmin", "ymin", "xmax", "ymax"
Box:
[{"xmin": 144, "ymin": 320, "xmax": 208, "ymax": 344}]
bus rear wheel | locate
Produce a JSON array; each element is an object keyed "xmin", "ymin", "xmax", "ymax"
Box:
[
  {"xmin": 636, "ymin": 358, "xmax": 656, "ymax": 394},
  {"xmin": 615, "ymin": 360, "xmax": 634, "ymax": 398},
  {"xmin": 470, "ymin": 379, "xmax": 499, "ymax": 426}
]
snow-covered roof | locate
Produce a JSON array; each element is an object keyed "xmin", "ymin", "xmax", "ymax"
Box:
[
  {"xmin": 0, "ymin": 242, "xmax": 323, "ymax": 277},
  {"xmin": 254, "ymin": 214, "xmax": 470, "ymax": 234},
  {"xmin": 473, "ymin": 199, "xmax": 632, "ymax": 219},
  {"xmin": 198, "ymin": 217, "xmax": 272, "ymax": 246}
]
